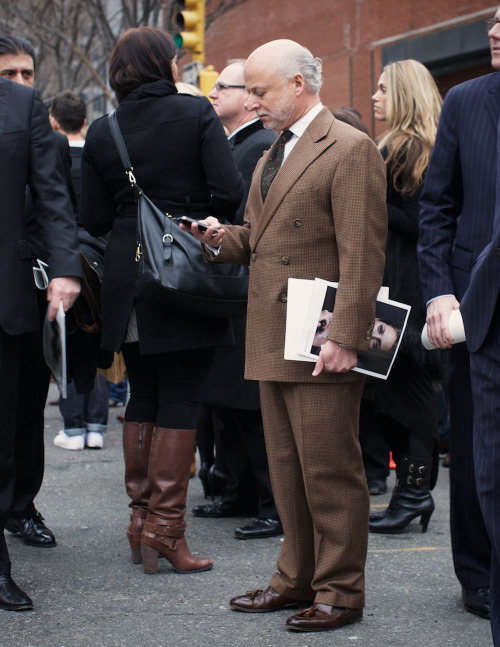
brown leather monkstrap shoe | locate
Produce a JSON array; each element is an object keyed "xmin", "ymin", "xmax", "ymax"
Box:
[
  {"xmin": 229, "ymin": 586, "xmax": 312, "ymax": 613},
  {"xmin": 286, "ymin": 603, "xmax": 363, "ymax": 632}
]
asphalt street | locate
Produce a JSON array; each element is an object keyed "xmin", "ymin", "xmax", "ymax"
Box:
[{"xmin": 1, "ymin": 382, "xmax": 492, "ymax": 647}]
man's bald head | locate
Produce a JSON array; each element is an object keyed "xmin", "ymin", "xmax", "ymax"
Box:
[
  {"xmin": 246, "ymin": 40, "xmax": 322, "ymax": 95},
  {"xmin": 209, "ymin": 60, "xmax": 253, "ymax": 133},
  {"xmin": 244, "ymin": 40, "xmax": 322, "ymax": 132}
]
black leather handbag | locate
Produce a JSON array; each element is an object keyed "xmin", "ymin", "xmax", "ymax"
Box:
[{"xmin": 108, "ymin": 111, "xmax": 248, "ymax": 319}]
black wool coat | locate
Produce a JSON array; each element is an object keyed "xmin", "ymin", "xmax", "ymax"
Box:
[{"xmin": 80, "ymin": 80, "xmax": 245, "ymax": 355}]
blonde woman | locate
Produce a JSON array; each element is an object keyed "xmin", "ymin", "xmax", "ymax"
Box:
[{"xmin": 368, "ymin": 59, "xmax": 444, "ymax": 534}]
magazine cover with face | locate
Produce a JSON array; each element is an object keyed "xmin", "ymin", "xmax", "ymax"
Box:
[{"xmin": 285, "ymin": 278, "xmax": 411, "ymax": 380}]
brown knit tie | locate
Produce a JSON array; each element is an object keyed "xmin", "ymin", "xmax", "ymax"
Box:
[{"xmin": 260, "ymin": 129, "xmax": 293, "ymax": 201}]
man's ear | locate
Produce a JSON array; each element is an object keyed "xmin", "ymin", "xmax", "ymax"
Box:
[
  {"xmin": 293, "ymin": 73, "xmax": 306, "ymax": 96},
  {"xmin": 49, "ymin": 114, "xmax": 60, "ymax": 131}
]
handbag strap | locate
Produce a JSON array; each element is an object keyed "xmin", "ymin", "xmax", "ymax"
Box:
[{"xmin": 108, "ymin": 110, "xmax": 138, "ymax": 191}]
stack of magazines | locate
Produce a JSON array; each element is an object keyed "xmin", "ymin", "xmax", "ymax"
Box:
[{"xmin": 285, "ymin": 278, "xmax": 411, "ymax": 380}]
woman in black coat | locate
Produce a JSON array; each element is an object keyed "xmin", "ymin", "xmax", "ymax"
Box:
[
  {"xmin": 80, "ymin": 27, "xmax": 244, "ymax": 575},
  {"xmin": 367, "ymin": 59, "xmax": 444, "ymax": 534}
]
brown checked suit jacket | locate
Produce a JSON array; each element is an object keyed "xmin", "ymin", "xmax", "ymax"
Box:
[{"xmin": 209, "ymin": 107, "xmax": 388, "ymax": 384}]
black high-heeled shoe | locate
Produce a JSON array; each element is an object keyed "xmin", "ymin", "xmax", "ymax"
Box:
[{"xmin": 369, "ymin": 456, "xmax": 434, "ymax": 534}]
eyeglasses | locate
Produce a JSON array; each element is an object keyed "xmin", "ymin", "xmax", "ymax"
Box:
[
  {"xmin": 485, "ymin": 17, "xmax": 500, "ymax": 32},
  {"xmin": 212, "ymin": 83, "xmax": 246, "ymax": 92}
]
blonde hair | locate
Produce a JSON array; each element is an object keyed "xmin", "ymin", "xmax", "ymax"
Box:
[{"xmin": 377, "ymin": 59, "xmax": 442, "ymax": 195}]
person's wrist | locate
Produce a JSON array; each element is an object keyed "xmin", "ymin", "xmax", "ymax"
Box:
[{"xmin": 330, "ymin": 340, "xmax": 355, "ymax": 351}]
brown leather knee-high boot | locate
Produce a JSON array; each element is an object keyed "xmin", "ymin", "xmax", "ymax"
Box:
[
  {"xmin": 123, "ymin": 421, "xmax": 155, "ymax": 563},
  {"xmin": 141, "ymin": 427, "xmax": 212, "ymax": 574}
]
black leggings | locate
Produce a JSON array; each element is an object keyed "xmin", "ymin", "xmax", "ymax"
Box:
[{"xmin": 122, "ymin": 343, "xmax": 213, "ymax": 429}]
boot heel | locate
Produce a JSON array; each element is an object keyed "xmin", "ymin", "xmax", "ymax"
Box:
[
  {"xmin": 131, "ymin": 548, "xmax": 142, "ymax": 564},
  {"xmin": 420, "ymin": 510, "xmax": 432, "ymax": 533},
  {"xmin": 141, "ymin": 542, "xmax": 159, "ymax": 574}
]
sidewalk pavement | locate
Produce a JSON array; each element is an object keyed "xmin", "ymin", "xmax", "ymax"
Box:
[{"xmin": 1, "ymin": 382, "xmax": 491, "ymax": 647}]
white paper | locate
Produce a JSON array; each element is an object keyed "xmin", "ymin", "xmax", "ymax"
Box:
[
  {"xmin": 421, "ymin": 308, "xmax": 466, "ymax": 350},
  {"xmin": 43, "ymin": 301, "xmax": 67, "ymax": 398}
]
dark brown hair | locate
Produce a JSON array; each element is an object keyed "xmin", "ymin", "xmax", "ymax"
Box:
[
  {"xmin": 331, "ymin": 108, "xmax": 369, "ymax": 136},
  {"xmin": 109, "ymin": 27, "xmax": 176, "ymax": 103}
]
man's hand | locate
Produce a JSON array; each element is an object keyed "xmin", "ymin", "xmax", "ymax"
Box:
[
  {"xmin": 179, "ymin": 216, "xmax": 225, "ymax": 247},
  {"xmin": 425, "ymin": 295, "xmax": 460, "ymax": 349},
  {"xmin": 47, "ymin": 276, "xmax": 81, "ymax": 321},
  {"xmin": 312, "ymin": 340, "xmax": 358, "ymax": 376}
]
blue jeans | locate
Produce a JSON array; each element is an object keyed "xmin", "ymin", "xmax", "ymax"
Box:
[{"xmin": 59, "ymin": 375, "xmax": 109, "ymax": 437}]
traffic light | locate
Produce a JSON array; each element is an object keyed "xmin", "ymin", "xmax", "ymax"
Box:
[
  {"xmin": 174, "ymin": 0, "xmax": 205, "ymax": 64},
  {"xmin": 199, "ymin": 65, "xmax": 218, "ymax": 98}
]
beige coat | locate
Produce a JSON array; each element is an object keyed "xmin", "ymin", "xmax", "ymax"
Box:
[{"xmin": 211, "ymin": 107, "xmax": 387, "ymax": 383}]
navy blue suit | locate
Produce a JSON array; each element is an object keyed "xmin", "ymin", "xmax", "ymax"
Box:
[{"xmin": 419, "ymin": 72, "xmax": 500, "ymax": 644}]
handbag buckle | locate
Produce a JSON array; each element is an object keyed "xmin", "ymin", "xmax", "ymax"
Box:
[
  {"xmin": 126, "ymin": 169, "xmax": 137, "ymax": 187},
  {"xmin": 135, "ymin": 243, "xmax": 142, "ymax": 262}
]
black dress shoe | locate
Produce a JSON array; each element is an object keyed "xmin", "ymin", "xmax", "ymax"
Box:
[
  {"xmin": 462, "ymin": 587, "xmax": 490, "ymax": 618},
  {"xmin": 234, "ymin": 518, "xmax": 284, "ymax": 539},
  {"xmin": 0, "ymin": 575, "xmax": 33, "ymax": 611},
  {"xmin": 5, "ymin": 511, "xmax": 57, "ymax": 547},
  {"xmin": 192, "ymin": 500, "xmax": 247, "ymax": 518},
  {"xmin": 367, "ymin": 478, "xmax": 387, "ymax": 495}
]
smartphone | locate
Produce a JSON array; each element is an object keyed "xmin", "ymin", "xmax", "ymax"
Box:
[{"xmin": 177, "ymin": 216, "xmax": 218, "ymax": 233}]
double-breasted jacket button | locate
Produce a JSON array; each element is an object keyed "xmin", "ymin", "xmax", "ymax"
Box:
[
  {"xmin": 293, "ymin": 219, "xmax": 302, "ymax": 227},
  {"xmin": 250, "ymin": 252, "xmax": 257, "ymax": 262},
  {"xmin": 281, "ymin": 256, "xmax": 290, "ymax": 265},
  {"xmin": 279, "ymin": 293, "xmax": 287, "ymax": 303}
]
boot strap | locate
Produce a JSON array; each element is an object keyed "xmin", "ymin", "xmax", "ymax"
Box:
[
  {"xmin": 130, "ymin": 508, "xmax": 147, "ymax": 520},
  {"xmin": 143, "ymin": 520, "xmax": 186, "ymax": 538}
]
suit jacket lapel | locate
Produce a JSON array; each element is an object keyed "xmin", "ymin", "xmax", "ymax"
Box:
[
  {"xmin": 252, "ymin": 108, "xmax": 336, "ymax": 248},
  {"xmin": 0, "ymin": 79, "xmax": 11, "ymax": 142}
]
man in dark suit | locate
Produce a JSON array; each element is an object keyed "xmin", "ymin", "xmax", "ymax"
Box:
[
  {"xmin": 194, "ymin": 62, "xmax": 280, "ymax": 539},
  {"xmin": 418, "ymin": 9, "xmax": 500, "ymax": 642},
  {"xmin": 0, "ymin": 67, "xmax": 81, "ymax": 609},
  {"xmin": 187, "ymin": 39, "xmax": 387, "ymax": 633},
  {"xmin": 0, "ymin": 36, "xmax": 77, "ymax": 548}
]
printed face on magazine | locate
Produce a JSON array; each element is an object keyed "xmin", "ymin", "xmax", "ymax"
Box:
[{"xmin": 369, "ymin": 318, "xmax": 400, "ymax": 352}]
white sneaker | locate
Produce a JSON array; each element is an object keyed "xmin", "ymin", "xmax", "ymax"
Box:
[
  {"xmin": 86, "ymin": 431, "xmax": 104, "ymax": 449},
  {"xmin": 53, "ymin": 430, "xmax": 85, "ymax": 451}
]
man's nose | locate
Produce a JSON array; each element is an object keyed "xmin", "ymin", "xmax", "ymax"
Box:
[{"xmin": 245, "ymin": 95, "xmax": 257, "ymax": 111}]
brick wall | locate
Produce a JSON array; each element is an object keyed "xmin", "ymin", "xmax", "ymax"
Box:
[{"xmin": 178, "ymin": 0, "xmax": 496, "ymax": 138}]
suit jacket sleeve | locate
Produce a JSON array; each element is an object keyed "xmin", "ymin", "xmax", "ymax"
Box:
[
  {"xmin": 28, "ymin": 91, "xmax": 82, "ymax": 279},
  {"xmin": 328, "ymin": 136, "xmax": 387, "ymax": 348},
  {"xmin": 418, "ymin": 89, "xmax": 463, "ymax": 302}
]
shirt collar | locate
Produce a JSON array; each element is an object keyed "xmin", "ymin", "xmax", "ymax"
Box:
[
  {"xmin": 228, "ymin": 117, "xmax": 260, "ymax": 140},
  {"xmin": 288, "ymin": 102, "xmax": 323, "ymax": 139}
]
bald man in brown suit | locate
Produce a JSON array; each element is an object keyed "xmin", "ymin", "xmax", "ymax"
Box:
[{"xmin": 186, "ymin": 39, "xmax": 387, "ymax": 633}]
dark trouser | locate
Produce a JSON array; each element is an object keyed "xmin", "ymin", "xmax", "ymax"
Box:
[
  {"xmin": 469, "ymin": 302, "xmax": 500, "ymax": 646},
  {"xmin": 58, "ymin": 375, "xmax": 109, "ymax": 437},
  {"xmin": 359, "ymin": 396, "xmax": 390, "ymax": 481},
  {"xmin": 214, "ymin": 407, "xmax": 278, "ymax": 520},
  {"xmin": 122, "ymin": 343, "xmax": 213, "ymax": 428},
  {"xmin": 0, "ymin": 328, "xmax": 21, "ymax": 574},
  {"xmin": 448, "ymin": 344, "xmax": 490, "ymax": 590},
  {"xmin": 10, "ymin": 330, "xmax": 51, "ymax": 520}
]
